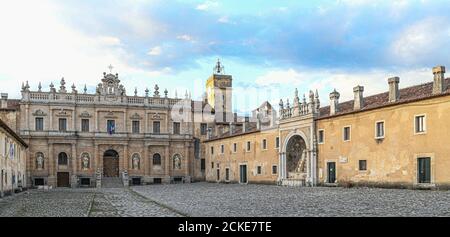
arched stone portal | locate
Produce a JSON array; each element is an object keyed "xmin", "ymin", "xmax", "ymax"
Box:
[
  {"xmin": 103, "ymin": 149, "xmax": 119, "ymax": 177},
  {"xmin": 285, "ymin": 135, "xmax": 307, "ymax": 179}
]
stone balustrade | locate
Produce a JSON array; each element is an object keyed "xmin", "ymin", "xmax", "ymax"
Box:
[{"xmin": 24, "ymin": 91, "xmax": 184, "ymax": 107}]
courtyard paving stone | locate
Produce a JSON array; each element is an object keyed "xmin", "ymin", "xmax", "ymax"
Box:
[{"xmin": 2, "ymin": 183, "xmax": 450, "ymax": 217}]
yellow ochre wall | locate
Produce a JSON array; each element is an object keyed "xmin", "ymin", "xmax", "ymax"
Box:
[
  {"xmin": 205, "ymin": 128, "xmax": 279, "ymax": 184},
  {"xmin": 317, "ymin": 95, "xmax": 450, "ymax": 188}
]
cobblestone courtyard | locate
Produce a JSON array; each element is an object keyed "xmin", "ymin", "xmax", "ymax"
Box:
[{"xmin": 1, "ymin": 183, "xmax": 450, "ymax": 217}]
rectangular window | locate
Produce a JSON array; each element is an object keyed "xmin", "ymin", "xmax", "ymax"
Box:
[
  {"xmin": 153, "ymin": 121, "xmax": 160, "ymax": 134},
  {"xmin": 107, "ymin": 120, "xmax": 116, "ymax": 134},
  {"xmin": 216, "ymin": 169, "xmax": 220, "ymax": 181},
  {"xmin": 211, "ymin": 162, "xmax": 214, "ymax": 169},
  {"xmin": 375, "ymin": 121, "xmax": 385, "ymax": 138},
  {"xmin": 359, "ymin": 160, "xmax": 367, "ymax": 171},
  {"xmin": 194, "ymin": 138, "xmax": 200, "ymax": 159},
  {"xmin": 225, "ymin": 168, "xmax": 230, "ymax": 181},
  {"xmin": 272, "ymin": 165, "xmax": 278, "ymax": 175},
  {"xmin": 200, "ymin": 123, "xmax": 207, "ymax": 135},
  {"xmin": 257, "ymin": 166, "xmax": 262, "ymax": 175},
  {"xmin": 318, "ymin": 130, "xmax": 324, "ymax": 144},
  {"xmin": 246, "ymin": 141, "xmax": 251, "ymax": 152},
  {"xmin": 173, "ymin": 122, "xmax": 181, "ymax": 134},
  {"xmin": 201, "ymin": 159, "xmax": 205, "ymax": 171},
  {"xmin": 81, "ymin": 119, "xmax": 89, "ymax": 132},
  {"xmin": 35, "ymin": 117, "xmax": 44, "ymax": 131},
  {"xmin": 210, "ymin": 146, "xmax": 214, "ymax": 155},
  {"xmin": 233, "ymin": 143, "xmax": 237, "ymax": 153},
  {"xmin": 132, "ymin": 120, "xmax": 140, "ymax": 134},
  {"xmin": 343, "ymin": 126, "xmax": 351, "ymax": 141},
  {"xmin": 220, "ymin": 144, "xmax": 224, "ymax": 154},
  {"xmin": 275, "ymin": 137, "xmax": 280, "ymax": 149},
  {"xmin": 262, "ymin": 139, "xmax": 267, "ymax": 150},
  {"xmin": 58, "ymin": 118, "xmax": 67, "ymax": 132},
  {"xmin": 415, "ymin": 115, "xmax": 426, "ymax": 133}
]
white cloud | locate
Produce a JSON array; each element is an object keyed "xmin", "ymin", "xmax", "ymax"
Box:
[
  {"xmin": 147, "ymin": 46, "xmax": 162, "ymax": 56},
  {"xmin": 218, "ymin": 16, "xmax": 236, "ymax": 24},
  {"xmin": 97, "ymin": 36, "xmax": 122, "ymax": 46},
  {"xmin": 255, "ymin": 67, "xmax": 434, "ymax": 105},
  {"xmin": 0, "ymin": 0, "xmax": 166, "ymax": 99},
  {"xmin": 177, "ymin": 34, "xmax": 194, "ymax": 42},
  {"xmin": 390, "ymin": 17, "xmax": 450, "ymax": 65},
  {"xmin": 196, "ymin": 1, "xmax": 219, "ymax": 11},
  {"xmin": 255, "ymin": 69, "xmax": 308, "ymax": 86}
]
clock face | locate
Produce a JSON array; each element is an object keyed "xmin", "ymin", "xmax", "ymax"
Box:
[{"xmin": 217, "ymin": 80, "xmax": 230, "ymax": 88}]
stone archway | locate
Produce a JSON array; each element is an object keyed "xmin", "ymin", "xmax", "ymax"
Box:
[
  {"xmin": 103, "ymin": 149, "xmax": 119, "ymax": 177},
  {"xmin": 285, "ymin": 135, "xmax": 307, "ymax": 179}
]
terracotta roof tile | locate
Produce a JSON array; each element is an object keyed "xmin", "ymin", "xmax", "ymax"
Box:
[{"xmin": 319, "ymin": 78, "xmax": 450, "ymax": 119}]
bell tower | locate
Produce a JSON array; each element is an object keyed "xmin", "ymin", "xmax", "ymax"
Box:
[{"xmin": 205, "ymin": 59, "xmax": 233, "ymax": 123}]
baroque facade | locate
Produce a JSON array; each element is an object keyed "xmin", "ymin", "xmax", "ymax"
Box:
[
  {"xmin": 16, "ymin": 63, "xmax": 236, "ymax": 188},
  {"xmin": 206, "ymin": 65, "xmax": 450, "ymax": 189}
]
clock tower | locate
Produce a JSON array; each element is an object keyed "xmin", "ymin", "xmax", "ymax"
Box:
[{"xmin": 205, "ymin": 59, "xmax": 233, "ymax": 123}]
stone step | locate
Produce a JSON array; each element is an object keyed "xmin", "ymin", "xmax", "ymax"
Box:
[{"xmin": 101, "ymin": 177, "xmax": 124, "ymax": 188}]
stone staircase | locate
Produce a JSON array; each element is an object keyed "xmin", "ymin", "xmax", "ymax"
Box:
[{"xmin": 101, "ymin": 177, "xmax": 124, "ymax": 188}]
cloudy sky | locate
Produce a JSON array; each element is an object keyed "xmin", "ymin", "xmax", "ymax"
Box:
[{"xmin": 0, "ymin": 0, "xmax": 449, "ymax": 114}]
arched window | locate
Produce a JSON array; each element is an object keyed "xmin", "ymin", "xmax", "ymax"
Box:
[
  {"xmin": 35, "ymin": 152, "xmax": 45, "ymax": 169},
  {"xmin": 153, "ymin": 153, "xmax": 161, "ymax": 166},
  {"xmin": 173, "ymin": 154, "xmax": 182, "ymax": 170},
  {"xmin": 58, "ymin": 152, "xmax": 68, "ymax": 165}
]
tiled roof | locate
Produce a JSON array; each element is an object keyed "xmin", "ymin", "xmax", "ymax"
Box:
[
  {"xmin": 0, "ymin": 119, "xmax": 28, "ymax": 147},
  {"xmin": 318, "ymin": 78, "xmax": 450, "ymax": 119},
  {"xmin": 205, "ymin": 122, "xmax": 259, "ymax": 142}
]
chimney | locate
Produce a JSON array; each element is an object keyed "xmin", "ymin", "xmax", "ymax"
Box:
[
  {"xmin": 353, "ymin": 86, "xmax": 364, "ymax": 110},
  {"xmin": 432, "ymin": 66, "xmax": 446, "ymax": 94},
  {"xmin": 229, "ymin": 122, "xmax": 235, "ymax": 135},
  {"xmin": 1, "ymin": 93, "xmax": 8, "ymax": 109},
  {"xmin": 243, "ymin": 116, "xmax": 250, "ymax": 132},
  {"xmin": 388, "ymin": 77, "xmax": 400, "ymax": 102},
  {"xmin": 329, "ymin": 89, "xmax": 340, "ymax": 115}
]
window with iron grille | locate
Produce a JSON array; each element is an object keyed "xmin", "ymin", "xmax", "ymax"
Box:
[
  {"xmin": 153, "ymin": 121, "xmax": 160, "ymax": 134},
  {"xmin": 359, "ymin": 160, "xmax": 367, "ymax": 171},
  {"xmin": 35, "ymin": 117, "xmax": 44, "ymax": 131},
  {"xmin": 132, "ymin": 120, "xmax": 140, "ymax": 134},
  {"xmin": 173, "ymin": 122, "xmax": 180, "ymax": 134},
  {"xmin": 59, "ymin": 118, "xmax": 67, "ymax": 132},
  {"xmin": 81, "ymin": 119, "xmax": 89, "ymax": 132}
]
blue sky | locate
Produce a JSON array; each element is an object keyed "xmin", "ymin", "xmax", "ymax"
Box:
[{"xmin": 0, "ymin": 0, "xmax": 449, "ymax": 114}]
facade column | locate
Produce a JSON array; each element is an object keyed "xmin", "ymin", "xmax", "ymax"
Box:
[
  {"xmin": 282, "ymin": 153, "xmax": 287, "ymax": 180},
  {"xmin": 71, "ymin": 143, "xmax": 77, "ymax": 188},
  {"xmin": 306, "ymin": 150, "xmax": 311, "ymax": 186},
  {"xmin": 72, "ymin": 109, "xmax": 76, "ymax": 131},
  {"xmin": 123, "ymin": 144, "xmax": 128, "ymax": 171},
  {"xmin": 25, "ymin": 104, "xmax": 30, "ymax": 130},
  {"xmin": 48, "ymin": 143, "xmax": 55, "ymax": 186},
  {"xmin": 164, "ymin": 145, "xmax": 170, "ymax": 182},
  {"xmin": 93, "ymin": 144, "xmax": 98, "ymax": 171},
  {"xmin": 94, "ymin": 109, "xmax": 99, "ymax": 132},
  {"xmin": 278, "ymin": 152, "xmax": 282, "ymax": 183},
  {"xmin": 49, "ymin": 107, "xmax": 53, "ymax": 131},
  {"xmin": 143, "ymin": 144, "xmax": 149, "ymax": 177}
]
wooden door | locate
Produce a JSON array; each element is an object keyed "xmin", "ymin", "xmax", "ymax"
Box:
[
  {"xmin": 57, "ymin": 172, "xmax": 70, "ymax": 187},
  {"xmin": 103, "ymin": 157, "xmax": 119, "ymax": 177},
  {"xmin": 418, "ymin": 157, "xmax": 431, "ymax": 183},
  {"xmin": 327, "ymin": 162, "xmax": 336, "ymax": 183},
  {"xmin": 240, "ymin": 165, "xmax": 247, "ymax": 183}
]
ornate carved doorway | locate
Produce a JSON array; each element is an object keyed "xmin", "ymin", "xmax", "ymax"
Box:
[
  {"xmin": 286, "ymin": 135, "xmax": 307, "ymax": 179},
  {"xmin": 103, "ymin": 149, "xmax": 119, "ymax": 177}
]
